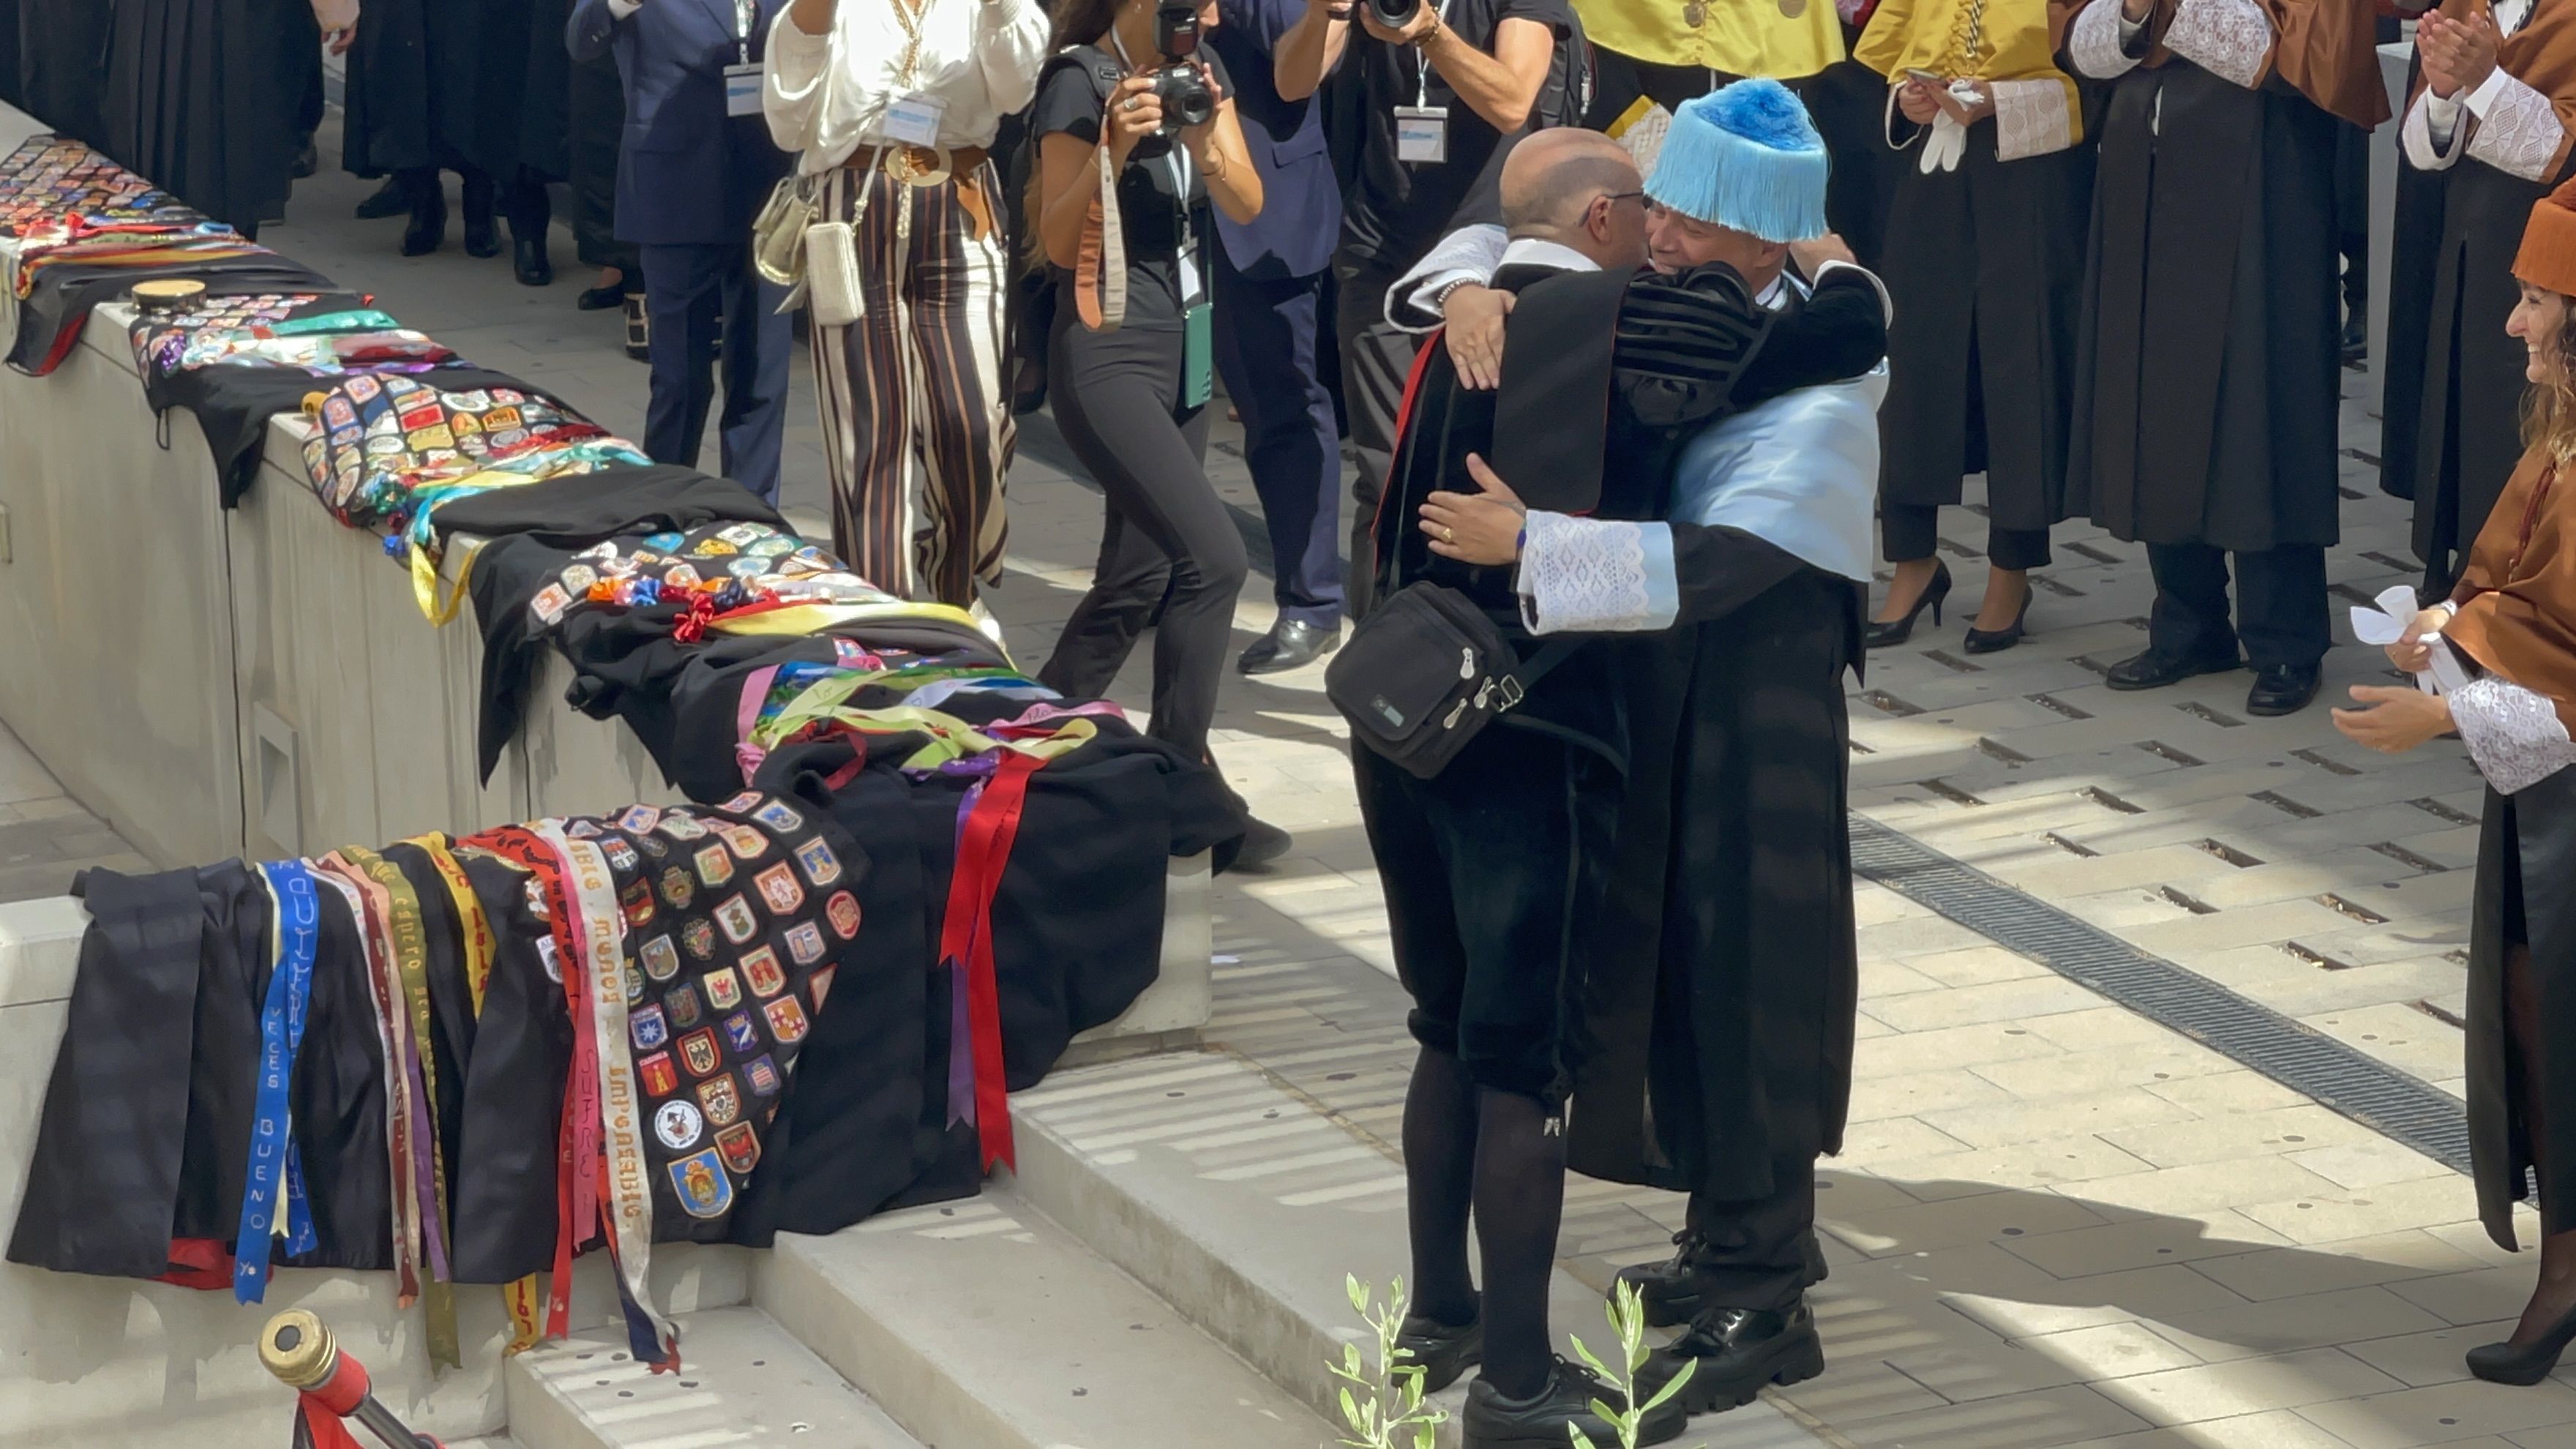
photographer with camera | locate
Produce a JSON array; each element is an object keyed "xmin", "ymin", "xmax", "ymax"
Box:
[
  {"xmin": 1333, "ymin": 0, "xmax": 1573, "ymax": 615},
  {"xmin": 1029, "ymin": 0, "xmax": 1292, "ymax": 861}
]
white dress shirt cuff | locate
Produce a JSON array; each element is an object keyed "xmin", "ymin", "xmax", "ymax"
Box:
[
  {"xmin": 1810, "ymin": 259, "xmax": 1894, "ymax": 329},
  {"xmin": 607, "ymin": 0, "xmax": 641, "ymax": 16}
]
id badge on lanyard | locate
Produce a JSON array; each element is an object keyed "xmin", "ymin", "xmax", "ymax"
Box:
[
  {"xmin": 1396, "ymin": 4, "xmax": 1453, "ymax": 166},
  {"xmin": 724, "ymin": 0, "xmax": 761, "ymax": 116},
  {"xmin": 1167, "ymin": 149, "xmax": 1213, "ymax": 407}
]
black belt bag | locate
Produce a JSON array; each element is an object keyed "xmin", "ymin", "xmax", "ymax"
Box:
[{"xmin": 1325, "ymin": 582, "xmax": 1577, "ymax": 779}]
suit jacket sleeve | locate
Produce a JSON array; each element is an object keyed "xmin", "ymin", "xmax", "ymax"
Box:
[
  {"xmin": 1731, "ymin": 269, "xmax": 1889, "ymax": 413},
  {"xmin": 568, "ymin": 0, "xmax": 621, "ymax": 64}
]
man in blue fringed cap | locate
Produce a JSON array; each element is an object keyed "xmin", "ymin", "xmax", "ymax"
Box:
[{"xmin": 1390, "ymin": 79, "xmax": 1884, "ymax": 1426}]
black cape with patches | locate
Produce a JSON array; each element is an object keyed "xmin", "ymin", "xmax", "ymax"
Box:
[{"xmin": 11, "ymin": 258, "xmax": 340, "ymax": 377}]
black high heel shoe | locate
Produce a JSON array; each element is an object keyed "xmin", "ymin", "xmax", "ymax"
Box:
[
  {"xmin": 1963, "ymin": 583, "xmax": 2034, "ymax": 655},
  {"xmin": 2469, "ymin": 1303, "xmax": 2576, "ymax": 1385},
  {"xmin": 1864, "ymin": 561, "xmax": 1952, "ymax": 650}
]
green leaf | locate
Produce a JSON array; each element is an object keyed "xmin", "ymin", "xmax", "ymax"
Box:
[
  {"xmin": 1587, "ymin": 1399, "xmax": 1620, "ymax": 1424},
  {"xmin": 1568, "ymin": 1335, "xmax": 1614, "ymax": 1384},
  {"xmin": 1339, "ymin": 1385, "xmax": 1363, "ymax": 1432},
  {"xmin": 1349, "ymin": 1275, "xmax": 1371, "ymax": 1316},
  {"xmin": 1641, "ymin": 1359, "xmax": 1693, "ymax": 1413},
  {"xmin": 1568, "ymin": 1427, "xmax": 1598, "ymax": 1449}
]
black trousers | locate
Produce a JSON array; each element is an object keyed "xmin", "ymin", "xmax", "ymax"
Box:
[
  {"xmin": 638, "ymin": 241, "xmax": 792, "ymax": 506},
  {"xmin": 1355, "ymin": 714, "xmax": 1620, "ymax": 1104},
  {"xmin": 2146, "ymin": 541, "xmax": 2329, "ymax": 670},
  {"xmin": 1686, "ymin": 1164, "xmax": 1820, "ymax": 1312},
  {"xmin": 1333, "ymin": 253, "xmax": 1426, "ymax": 619},
  {"xmin": 1882, "ymin": 503, "xmax": 2051, "ymax": 572},
  {"xmin": 568, "ymin": 53, "xmax": 636, "ymax": 277},
  {"xmin": 1038, "ymin": 306, "xmax": 1249, "ymax": 762},
  {"xmin": 1213, "ymin": 253, "xmax": 1343, "ymax": 629}
]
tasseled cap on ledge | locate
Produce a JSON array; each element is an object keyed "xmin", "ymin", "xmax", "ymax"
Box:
[
  {"xmin": 1643, "ymin": 78, "xmax": 1830, "ymax": 244},
  {"xmin": 2517, "ymin": 173, "xmax": 2576, "ymax": 299}
]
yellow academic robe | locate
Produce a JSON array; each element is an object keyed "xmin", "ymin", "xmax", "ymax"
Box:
[{"xmin": 1571, "ymin": 0, "xmax": 1845, "ymax": 80}]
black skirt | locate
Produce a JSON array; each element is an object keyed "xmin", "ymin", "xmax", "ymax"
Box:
[{"xmin": 2468, "ymin": 764, "xmax": 2576, "ymax": 1248}]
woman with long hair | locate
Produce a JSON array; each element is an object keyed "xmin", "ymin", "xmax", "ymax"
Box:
[
  {"xmin": 1030, "ymin": 0, "xmax": 1289, "ymax": 860},
  {"xmin": 2334, "ymin": 173, "xmax": 2576, "ymax": 1384},
  {"xmin": 766, "ymin": 0, "xmax": 1051, "ymax": 606}
]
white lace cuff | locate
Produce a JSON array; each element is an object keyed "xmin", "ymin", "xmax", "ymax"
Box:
[
  {"xmin": 1991, "ymin": 78, "xmax": 2079, "ymax": 160},
  {"xmin": 1516, "ymin": 511, "xmax": 1677, "ymax": 635},
  {"xmin": 1385, "ymin": 223, "xmax": 1508, "ymax": 333},
  {"xmin": 2407, "ymin": 91, "xmax": 2470, "ymax": 170},
  {"xmin": 2465, "ymin": 72, "xmax": 2569, "ymax": 182},
  {"xmin": 2069, "ymin": 0, "xmax": 2142, "ymax": 80},
  {"xmin": 2162, "ymin": 0, "xmax": 2276, "ymax": 89},
  {"xmin": 2450, "ymin": 675, "xmax": 2576, "ymax": 795}
]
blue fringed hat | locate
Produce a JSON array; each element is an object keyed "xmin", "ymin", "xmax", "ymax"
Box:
[{"xmin": 1645, "ymin": 79, "xmax": 1828, "ymax": 244}]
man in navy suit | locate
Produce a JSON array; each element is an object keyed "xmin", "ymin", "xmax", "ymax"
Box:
[
  {"xmin": 1214, "ymin": 0, "xmax": 1349, "ymax": 673},
  {"xmin": 569, "ymin": 0, "xmax": 795, "ymax": 505}
]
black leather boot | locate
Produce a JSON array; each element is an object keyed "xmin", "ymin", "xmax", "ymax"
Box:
[
  {"xmin": 1636, "ymin": 1300, "xmax": 1826, "ymax": 1416},
  {"xmin": 1462, "ymin": 1358, "xmax": 1685, "ymax": 1448},
  {"xmin": 1392, "ymin": 1301, "xmax": 1482, "ymax": 1393},
  {"xmin": 461, "ymin": 171, "xmax": 500, "ymax": 258},
  {"xmin": 399, "ymin": 170, "xmax": 445, "ymax": 256}
]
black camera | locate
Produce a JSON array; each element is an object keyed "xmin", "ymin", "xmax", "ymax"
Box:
[
  {"xmin": 1364, "ymin": 0, "xmax": 1421, "ymax": 28},
  {"xmin": 1147, "ymin": 0, "xmax": 1216, "ymax": 135}
]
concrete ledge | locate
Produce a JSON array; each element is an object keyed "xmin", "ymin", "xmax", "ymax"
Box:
[
  {"xmin": 505, "ymin": 1306, "xmax": 919, "ymax": 1449},
  {"xmin": 756, "ymin": 1186, "xmax": 1336, "ymax": 1449}
]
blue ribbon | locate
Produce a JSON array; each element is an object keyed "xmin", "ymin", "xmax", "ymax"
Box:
[{"xmin": 236, "ymin": 860, "xmax": 321, "ymax": 1303}]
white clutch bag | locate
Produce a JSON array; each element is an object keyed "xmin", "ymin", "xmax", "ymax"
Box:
[{"xmin": 804, "ymin": 220, "xmax": 864, "ymax": 328}]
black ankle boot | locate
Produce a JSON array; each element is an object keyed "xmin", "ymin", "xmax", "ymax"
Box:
[
  {"xmin": 461, "ymin": 172, "xmax": 500, "ymax": 258},
  {"xmin": 1614, "ymin": 1229, "xmax": 1710, "ymax": 1328},
  {"xmin": 1463, "ymin": 1357, "xmax": 1685, "ymax": 1448},
  {"xmin": 400, "ymin": 171, "xmax": 446, "ymax": 256},
  {"xmin": 1636, "ymin": 1300, "xmax": 1825, "ymax": 1416}
]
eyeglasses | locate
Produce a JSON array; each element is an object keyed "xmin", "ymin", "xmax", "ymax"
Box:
[{"xmin": 1600, "ymin": 190, "xmax": 1646, "ymax": 206}]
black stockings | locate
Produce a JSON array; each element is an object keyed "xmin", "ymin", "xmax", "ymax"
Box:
[
  {"xmin": 2507, "ymin": 945, "xmax": 2576, "ymax": 1342},
  {"xmin": 1401, "ymin": 1046, "xmax": 1569, "ymax": 1399}
]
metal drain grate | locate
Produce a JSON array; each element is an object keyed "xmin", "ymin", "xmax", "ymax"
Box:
[{"xmin": 1849, "ymin": 815, "xmax": 2472, "ymax": 1175}]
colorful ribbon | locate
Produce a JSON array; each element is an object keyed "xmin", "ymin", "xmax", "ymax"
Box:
[{"xmin": 233, "ymin": 860, "xmax": 320, "ymax": 1304}]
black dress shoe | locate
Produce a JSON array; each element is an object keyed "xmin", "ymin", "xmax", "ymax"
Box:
[
  {"xmin": 512, "ymin": 225, "xmax": 553, "ymax": 287},
  {"xmin": 291, "ymin": 135, "xmax": 318, "ymax": 179},
  {"xmin": 461, "ymin": 173, "xmax": 501, "ymax": 258},
  {"xmin": 2244, "ymin": 662, "xmax": 2323, "ymax": 716},
  {"xmin": 356, "ymin": 176, "xmax": 408, "ymax": 220},
  {"xmin": 1393, "ymin": 1303, "xmax": 1482, "ymax": 1393},
  {"xmin": 2103, "ymin": 643, "xmax": 2242, "ymax": 692},
  {"xmin": 2469, "ymin": 1303, "xmax": 2576, "ymax": 1385},
  {"xmin": 1636, "ymin": 1301, "xmax": 1826, "ymax": 1417},
  {"xmin": 400, "ymin": 177, "xmax": 446, "ymax": 257},
  {"xmin": 1614, "ymin": 1230, "xmax": 1709, "ymax": 1328},
  {"xmin": 578, "ymin": 282, "xmax": 628, "ymax": 311},
  {"xmin": 2340, "ymin": 311, "xmax": 2368, "ymax": 366},
  {"xmin": 1215, "ymin": 817, "xmax": 1294, "ymax": 873},
  {"xmin": 1463, "ymin": 1357, "xmax": 1685, "ymax": 1449},
  {"xmin": 1238, "ymin": 618, "xmax": 1340, "ymax": 675}
]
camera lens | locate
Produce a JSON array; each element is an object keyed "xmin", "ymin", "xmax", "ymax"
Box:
[
  {"xmin": 1366, "ymin": 0, "xmax": 1420, "ymax": 26},
  {"xmin": 1152, "ymin": 65, "xmax": 1216, "ymax": 132}
]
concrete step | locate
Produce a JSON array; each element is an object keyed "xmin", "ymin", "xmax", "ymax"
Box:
[
  {"xmin": 756, "ymin": 1183, "xmax": 1338, "ymax": 1449},
  {"xmin": 1004, "ymin": 1052, "xmax": 1832, "ymax": 1449},
  {"xmin": 505, "ymin": 1306, "xmax": 918, "ymax": 1449}
]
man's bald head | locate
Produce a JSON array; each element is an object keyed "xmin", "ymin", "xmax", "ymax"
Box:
[
  {"xmin": 1497, "ymin": 127, "xmax": 1647, "ymax": 272},
  {"xmin": 1500, "ymin": 129, "xmax": 1640, "ymax": 236}
]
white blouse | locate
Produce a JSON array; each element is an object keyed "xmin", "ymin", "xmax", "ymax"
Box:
[{"xmin": 765, "ymin": 0, "xmax": 1052, "ymax": 172}]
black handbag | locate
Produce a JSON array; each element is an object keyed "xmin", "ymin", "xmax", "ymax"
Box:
[{"xmin": 1326, "ymin": 582, "xmax": 1577, "ymax": 779}]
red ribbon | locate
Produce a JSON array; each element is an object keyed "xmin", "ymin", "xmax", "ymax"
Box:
[{"xmin": 937, "ymin": 752, "xmax": 1041, "ymax": 1172}]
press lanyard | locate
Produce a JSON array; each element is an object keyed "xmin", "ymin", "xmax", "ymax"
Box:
[
  {"xmin": 724, "ymin": 0, "xmax": 763, "ymax": 116},
  {"xmin": 1107, "ymin": 28, "xmax": 1205, "ymax": 304},
  {"xmin": 1411, "ymin": 0, "xmax": 1457, "ymax": 108},
  {"xmin": 1395, "ymin": 0, "xmax": 1456, "ymax": 164},
  {"xmin": 735, "ymin": 0, "xmax": 754, "ymax": 64}
]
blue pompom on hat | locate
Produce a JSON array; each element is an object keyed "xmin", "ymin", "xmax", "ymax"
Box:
[{"xmin": 1644, "ymin": 78, "xmax": 1829, "ymax": 244}]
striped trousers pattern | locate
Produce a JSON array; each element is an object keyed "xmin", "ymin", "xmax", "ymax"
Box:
[{"xmin": 811, "ymin": 162, "xmax": 1014, "ymax": 607}]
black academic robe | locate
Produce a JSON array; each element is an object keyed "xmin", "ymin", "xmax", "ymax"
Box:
[
  {"xmin": 2066, "ymin": 61, "xmax": 2345, "ymax": 552},
  {"xmin": 1877, "ymin": 130, "xmax": 2094, "ymax": 532},
  {"xmin": 18, "ymin": 0, "xmax": 112, "ymax": 147},
  {"xmin": 1569, "ymin": 544, "xmax": 1864, "ymax": 1201},
  {"xmin": 2381, "ymin": 82, "xmax": 2566, "ymax": 594},
  {"xmin": 97, "ymin": 0, "xmax": 318, "ymax": 234},
  {"xmin": 342, "ymin": 0, "xmax": 535, "ymax": 181}
]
